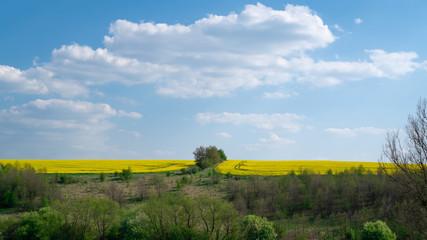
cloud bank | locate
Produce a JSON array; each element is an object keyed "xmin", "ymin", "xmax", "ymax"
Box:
[{"xmin": 0, "ymin": 3, "xmax": 423, "ymax": 98}]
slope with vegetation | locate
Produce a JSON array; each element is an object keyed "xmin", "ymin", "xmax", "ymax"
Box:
[{"xmin": 0, "ymin": 99, "xmax": 427, "ymax": 239}]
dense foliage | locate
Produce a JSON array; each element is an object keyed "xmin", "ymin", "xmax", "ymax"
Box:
[
  {"xmin": 361, "ymin": 221, "xmax": 396, "ymax": 240},
  {"xmin": 193, "ymin": 146, "xmax": 224, "ymax": 169},
  {"xmin": 0, "ymin": 163, "xmax": 56, "ymax": 210}
]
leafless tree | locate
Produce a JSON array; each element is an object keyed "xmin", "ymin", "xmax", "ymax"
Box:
[
  {"xmin": 107, "ymin": 182, "xmax": 124, "ymax": 206},
  {"xmin": 380, "ymin": 99, "xmax": 427, "ymax": 211}
]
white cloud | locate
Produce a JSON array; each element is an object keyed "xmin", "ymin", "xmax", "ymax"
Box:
[
  {"xmin": 325, "ymin": 127, "xmax": 385, "ymax": 137},
  {"xmin": 263, "ymin": 91, "xmax": 297, "ymax": 99},
  {"xmin": 0, "ymin": 4, "xmax": 424, "ymax": 98},
  {"xmin": 333, "ymin": 24, "xmax": 344, "ymax": 32},
  {"xmin": 324, "ymin": 128, "xmax": 357, "ymax": 137},
  {"xmin": 263, "ymin": 91, "xmax": 291, "ymax": 99},
  {"xmin": 293, "ymin": 49, "xmax": 421, "ymax": 86},
  {"xmin": 0, "ymin": 65, "xmax": 48, "ymax": 94},
  {"xmin": 367, "ymin": 49, "xmax": 419, "ymax": 78},
  {"xmin": 216, "ymin": 132, "xmax": 232, "ymax": 138},
  {"xmin": 354, "ymin": 18, "xmax": 362, "ymax": 24},
  {"xmin": 118, "ymin": 109, "xmax": 143, "ymax": 119},
  {"xmin": 105, "ymin": 3, "xmax": 334, "ymax": 57},
  {"xmin": 196, "ymin": 112, "xmax": 305, "ymax": 132},
  {"xmin": 244, "ymin": 133, "xmax": 295, "ymax": 151},
  {"xmin": 259, "ymin": 133, "xmax": 296, "ymax": 144},
  {"xmin": 0, "ymin": 99, "xmax": 142, "ymax": 158}
]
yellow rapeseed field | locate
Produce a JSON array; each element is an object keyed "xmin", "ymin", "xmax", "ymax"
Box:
[
  {"xmin": 215, "ymin": 160, "xmax": 395, "ymax": 176},
  {"xmin": 0, "ymin": 159, "xmax": 195, "ymax": 174}
]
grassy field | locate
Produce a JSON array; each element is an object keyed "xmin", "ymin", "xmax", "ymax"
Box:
[
  {"xmin": 215, "ymin": 160, "xmax": 395, "ymax": 175},
  {"xmin": 0, "ymin": 159, "xmax": 195, "ymax": 173}
]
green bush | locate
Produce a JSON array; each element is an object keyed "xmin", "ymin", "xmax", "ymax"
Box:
[
  {"xmin": 58, "ymin": 174, "xmax": 77, "ymax": 184},
  {"xmin": 120, "ymin": 167, "xmax": 133, "ymax": 181},
  {"xmin": 361, "ymin": 220, "xmax": 396, "ymax": 240},
  {"xmin": 241, "ymin": 215, "xmax": 277, "ymax": 240},
  {"xmin": 100, "ymin": 172, "xmax": 106, "ymax": 182}
]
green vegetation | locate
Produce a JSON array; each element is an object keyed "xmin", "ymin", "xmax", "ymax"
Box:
[
  {"xmin": 362, "ymin": 221, "xmax": 396, "ymax": 240},
  {"xmin": 193, "ymin": 145, "xmax": 224, "ymax": 169},
  {"xmin": 241, "ymin": 215, "xmax": 277, "ymax": 240},
  {"xmin": 0, "ymin": 161, "xmax": 425, "ymax": 240}
]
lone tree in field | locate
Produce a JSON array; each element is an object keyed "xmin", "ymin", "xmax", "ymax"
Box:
[{"xmin": 193, "ymin": 145, "xmax": 225, "ymax": 169}]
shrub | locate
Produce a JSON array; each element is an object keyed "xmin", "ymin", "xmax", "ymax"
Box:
[
  {"xmin": 361, "ymin": 220, "xmax": 396, "ymax": 240},
  {"xmin": 120, "ymin": 167, "xmax": 133, "ymax": 181},
  {"xmin": 58, "ymin": 174, "xmax": 77, "ymax": 184},
  {"xmin": 100, "ymin": 172, "xmax": 106, "ymax": 182},
  {"xmin": 241, "ymin": 215, "xmax": 277, "ymax": 240}
]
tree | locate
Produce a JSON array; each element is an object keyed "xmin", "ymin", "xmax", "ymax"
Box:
[
  {"xmin": 380, "ymin": 99, "xmax": 427, "ymax": 210},
  {"xmin": 361, "ymin": 220, "xmax": 396, "ymax": 240},
  {"xmin": 89, "ymin": 197, "xmax": 120, "ymax": 240},
  {"xmin": 218, "ymin": 149, "xmax": 227, "ymax": 160},
  {"xmin": 151, "ymin": 174, "xmax": 167, "ymax": 196},
  {"xmin": 380, "ymin": 99, "xmax": 427, "ymax": 235},
  {"xmin": 193, "ymin": 146, "xmax": 222, "ymax": 169},
  {"xmin": 120, "ymin": 167, "xmax": 133, "ymax": 181},
  {"xmin": 240, "ymin": 215, "xmax": 277, "ymax": 240},
  {"xmin": 196, "ymin": 195, "xmax": 240, "ymax": 240}
]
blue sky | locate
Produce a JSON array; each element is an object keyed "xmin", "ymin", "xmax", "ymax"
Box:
[{"xmin": 1, "ymin": 0, "xmax": 426, "ymax": 160}]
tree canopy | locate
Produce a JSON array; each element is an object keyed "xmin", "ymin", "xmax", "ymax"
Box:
[{"xmin": 193, "ymin": 146, "xmax": 225, "ymax": 169}]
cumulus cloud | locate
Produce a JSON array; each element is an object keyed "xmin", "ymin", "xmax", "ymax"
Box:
[
  {"xmin": 0, "ymin": 3, "xmax": 336, "ymax": 98},
  {"xmin": 354, "ymin": 18, "xmax": 362, "ymax": 24},
  {"xmin": 105, "ymin": 4, "xmax": 334, "ymax": 57},
  {"xmin": 0, "ymin": 99, "xmax": 142, "ymax": 158},
  {"xmin": 0, "ymin": 65, "xmax": 48, "ymax": 94},
  {"xmin": 196, "ymin": 112, "xmax": 305, "ymax": 132},
  {"xmin": 324, "ymin": 127, "xmax": 386, "ymax": 137},
  {"xmin": 0, "ymin": 3, "xmax": 424, "ymax": 98},
  {"xmin": 292, "ymin": 49, "xmax": 421, "ymax": 86}
]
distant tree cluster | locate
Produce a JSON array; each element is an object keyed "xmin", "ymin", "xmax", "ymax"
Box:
[{"xmin": 193, "ymin": 145, "xmax": 226, "ymax": 169}]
